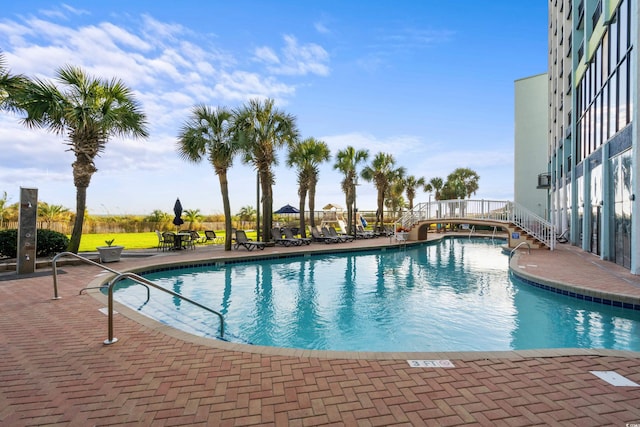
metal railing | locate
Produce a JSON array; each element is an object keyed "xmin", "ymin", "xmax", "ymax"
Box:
[
  {"xmin": 510, "ymin": 242, "xmax": 531, "ymax": 259},
  {"xmin": 104, "ymin": 272, "xmax": 224, "ymax": 344},
  {"xmin": 399, "ymin": 199, "xmax": 556, "ymax": 249},
  {"xmin": 51, "ymin": 252, "xmax": 225, "ymax": 344}
]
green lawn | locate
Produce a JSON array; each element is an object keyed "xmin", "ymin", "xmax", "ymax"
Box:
[{"xmin": 77, "ymin": 231, "xmax": 236, "ymax": 252}]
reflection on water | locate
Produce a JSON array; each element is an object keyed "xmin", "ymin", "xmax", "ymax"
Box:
[{"xmin": 112, "ymin": 238, "xmax": 640, "ymax": 352}]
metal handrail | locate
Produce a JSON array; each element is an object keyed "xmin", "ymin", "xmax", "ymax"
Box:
[
  {"xmin": 509, "ymin": 241, "xmax": 531, "ymax": 259},
  {"xmin": 51, "ymin": 252, "xmax": 225, "ymax": 344},
  {"xmin": 52, "ymin": 252, "xmax": 122, "ymax": 299},
  {"xmin": 399, "ymin": 199, "xmax": 555, "ymax": 249},
  {"xmin": 104, "ymin": 272, "xmax": 225, "ymax": 345}
]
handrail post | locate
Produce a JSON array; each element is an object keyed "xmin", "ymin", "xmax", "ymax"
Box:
[{"xmin": 104, "ymin": 280, "xmax": 118, "ymax": 345}]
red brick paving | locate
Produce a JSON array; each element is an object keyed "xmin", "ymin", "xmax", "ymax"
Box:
[{"xmin": 1, "ymin": 237, "xmax": 640, "ymax": 426}]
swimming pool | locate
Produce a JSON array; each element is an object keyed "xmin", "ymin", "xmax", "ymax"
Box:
[{"xmin": 111, "ymin": 238, "xmax": 640, "ymax": 352}]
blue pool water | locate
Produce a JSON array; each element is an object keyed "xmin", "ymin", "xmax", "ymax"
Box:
[{"xmin": 111, "ymin": 238, "xmax": 640, "ymax": 352}]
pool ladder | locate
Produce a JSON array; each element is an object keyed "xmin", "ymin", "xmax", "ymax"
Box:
[{"xmin": 51, "ymin": 252, "xmax": 225, "ymax": 344}]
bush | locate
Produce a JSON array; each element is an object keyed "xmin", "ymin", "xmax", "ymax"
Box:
[{"xmin": 0, "ymin": 229, "xmax": 69, "ymax": 259}]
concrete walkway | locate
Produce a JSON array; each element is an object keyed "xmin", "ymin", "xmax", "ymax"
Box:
[{"xmin": 1, "ymin": 235, "xmax": 640, "ymax": 426}]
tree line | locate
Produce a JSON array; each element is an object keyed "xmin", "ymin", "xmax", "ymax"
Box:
[{"xmin": 1, "ymin": 52, "xmax": 479, "ymax": 253}]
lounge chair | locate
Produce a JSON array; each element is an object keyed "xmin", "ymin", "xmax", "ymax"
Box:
[
  {"xmin": 310, "ymin": 226, "xmax": 339, "ymax": 243},
  {"xmin": 203, "ymin": 230, "xmax": 222, "ymax": 244},
  {"xmin": 356, "ymin": 225, "xmax": 375, "ymax": 239},
  {"xmin": 282, "ymin": 227, "xmax": 311, "ymax": 245},
  {"xmin": 271, "ymin": 227, "xmax": 300, "ymax": 246},
  {"xmin": 327, "ymin": 226, "xmax": 354, "ymax": 242},
  {"xmin": 234, "ymin": 230, "xmax": 267, "ymax": 251}
]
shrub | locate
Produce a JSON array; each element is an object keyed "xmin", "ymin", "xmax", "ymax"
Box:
[{"xmin": 0, "ymin": 229, "xmax": 69, "ymax": 259}]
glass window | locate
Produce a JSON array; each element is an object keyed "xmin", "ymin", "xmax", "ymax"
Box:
[
  {"xmin": 594, "ymin": 92, "xmax": 601, "ymax": 148},
  {"xmin": 602, "ymin": 81, "xmax": 609, "ymax": 140},
  {"xmin": 618, "ymin": 57, "xmax": 628, "ymax": 129},
  {"xmin": 610, "ymin": 12, "xmax": 618, "ymax": 67},
  {"xmin": 619, "ymin": 0, "xmax": 628, "ymax": 52},
  {"xmin": 609, "ymin": 71, "xmax": 617, "ymax": 135}
]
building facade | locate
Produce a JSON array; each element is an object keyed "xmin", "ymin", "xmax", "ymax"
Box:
[
  {"xmin": 548, "ymin": 0, "xmax": 638, "ymax": 273},
  {"xmin": 514, "ymin": 74, "xmax": 550, "ymax": 218}
]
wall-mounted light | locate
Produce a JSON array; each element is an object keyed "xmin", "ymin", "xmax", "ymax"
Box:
[{"xmin": 631, "ymin": 194, "xmax": 636, "ymax": 201}]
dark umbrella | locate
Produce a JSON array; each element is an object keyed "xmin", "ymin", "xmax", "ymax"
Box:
[
  {"xmin": 173, "ymin": 198, "xmax": 184, "ymax": 229},
  {"xmin": 274, "ymin": 204, "xmax": 300, "ymax": 214}
]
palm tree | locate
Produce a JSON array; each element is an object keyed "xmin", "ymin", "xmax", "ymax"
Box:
[
  {"xmin": 425, "ymin": 177, "xmax": 444, "ymax": 201},
  {"xmin": 232, "ymin": 98, "xmax": 299, "ymax": 242},
  {"xmin": 361, "ymin": 152, "xmax": 406, "ymax": 231},
  {"xmin": 404, "ymin": 175, "xmax": 426, "ymax": 210},
  {"xmin": 333, "ymin": 146, "xmax": 369, "ymax": 236},
  {"xmin": 286, "ymin": 137, "xmax": 331, "ymax": 236},
  {"xmin": 0, "ymin": 191, "xmax": 10, "ymax": 229},
  {"xmin": 177, "ymin": 105, "xmax": 238, "ymax": 250},
  {"xmin": 446, "ymin": 167, "xmax": 480, "ymax": 199},
  {"xmin": 385, "ymin": 178, "xmax": 406, "ymax": 221},
  {"xmin": 19, "ymin": 66, "xmax": 148, "ymax": 253},
  {"xmin": 37, "ymin": 202, "xmax": 70, "ymax": 229},
  {"xmin": 237, "ymin": 205, "xmax": 256, "ymax": 229},
  {"xmin": 0, "ymin": 51, "xmax": 27, "ymax": 112},
  {"xmin": 183, "ymin": 209, "xmax": 203, "ymax": 230}
]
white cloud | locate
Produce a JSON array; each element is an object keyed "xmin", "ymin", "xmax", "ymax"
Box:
[{"xmin": 255, "ymin": 35, "xmax": 330, "ymax": 76}]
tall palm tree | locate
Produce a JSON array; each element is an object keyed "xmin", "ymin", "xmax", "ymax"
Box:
[
  {"xmin": 404, "ymin": 175, "xmax": 426, "ymax": 210},
  {"xmin": 0, "ymin": 51, "xmax": 27, "ymax": 112},
  {"xmin": 333, "ymin": 146, "xmax": 369, "ymax": 235},
  {"xmin": 286, "ymin": 137, "xmax": 331, "ymax": 236},
  {"xmin": 425, "ymin": 177, "xmax": 444, "ymax": 200},
  {"xmin": 232, "ymin": 98, "xmax": 299, "ymax": 242},
  {"xmin": 177, "ymin": 105, "xmax": 237, "ymax": 250},
  {"xmin": 20, "ymin": 65, "xmax": 148, "ymax": 253},
  {"xmin": 385, "ymin": 178, "xmax": 406, "ymax": 221},
  {"xmin": 361, "ymin": 152, "xmax": 406, "ymax": 230},
  {"xmin": 446, "ymin": 167, "xmax": 480, "ymax": 198}
]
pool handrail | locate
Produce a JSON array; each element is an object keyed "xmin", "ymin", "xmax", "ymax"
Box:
[
  {"xmin": 104, "ymin": 272, "xmax": 225, "ymax": 345},
  {"xmin": 51, "ymin": 252, "xmax": 225, "ymax": 344},
  {"xmin": 52, "ymin": 251, "xmax": 122, "ymax": 299},
  {"xmin": 509, "ymin": 241, "xmax": 531, "ymax": 259}
]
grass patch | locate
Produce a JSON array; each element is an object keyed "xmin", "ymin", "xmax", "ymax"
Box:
[{"xmin": 76, "ymin": 230, "xmax": 233, "ymax": 252}]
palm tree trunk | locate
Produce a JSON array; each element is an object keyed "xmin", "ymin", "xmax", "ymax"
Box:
[
  {"xmin": 218, "ymin": 172, "xmax": 233, "ymax": 251},
  {"xmin": 68, "ymin": 185, "xmax": 87, "ymax": 253},
  {"xmin": 376, "ymin": 193, "xmax": 384, "ymax": 231},
  {"xmin": 298, "ymin": 192, "xmax": 307, "ymax": 238},
  {"xmin": 260, "ymin": 170, "xmax": 272, "ymax": 242},
  {"xmin": 308, "ymin": 183, "xmax": 316, "ymax": 229}
]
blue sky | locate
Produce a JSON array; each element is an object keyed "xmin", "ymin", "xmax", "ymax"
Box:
[{"xmin": 0, "ymin": 1, "xmax": 548, "ymax": 216}]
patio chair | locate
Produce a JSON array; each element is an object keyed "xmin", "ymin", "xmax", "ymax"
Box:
[
  {"xmin": 155, "ymin": 230, "xmax": 169, "ymax": 251},
  {"xmin": 203, "ymin": 230, "xmax": 223, "ymax": 244},
  {"xmin": 282, "ymin": 227, "xmax": 311, "ymax": 245},
  {"xmin": 327, "ymin": 226, "xmax": 354, "ymax": 242},
  {"xmin": 271, "ymin": 227, "xmax": 299, "ymax": 247},
  {"xmin": 234, "ymin": 230, "xmax": 267, "ymax": 251},
  {"xmin": 162, "ymin": 231, "xmax": 177, "ymax": 250},
  {"xmin": 310, "ymin": 226, "xmax": 338, "ymax": 243},
  {"xmin": 356, "ymin": 224, "xmax": 375, "ymax": 239}
]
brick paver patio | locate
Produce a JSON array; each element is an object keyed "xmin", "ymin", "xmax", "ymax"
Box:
[{"xmin": 1, "ymin": 236, "xmax": 639, "ymax": 426}]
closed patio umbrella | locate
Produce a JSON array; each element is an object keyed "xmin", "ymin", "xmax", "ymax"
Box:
[{"xmin": 173, "ymin": 198, "xmax": 184, "ymax": 229}]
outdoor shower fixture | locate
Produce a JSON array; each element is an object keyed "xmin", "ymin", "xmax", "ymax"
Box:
[{"xmin": 17, "ymin": 187, "xmax": 38, "ymax": 275}]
